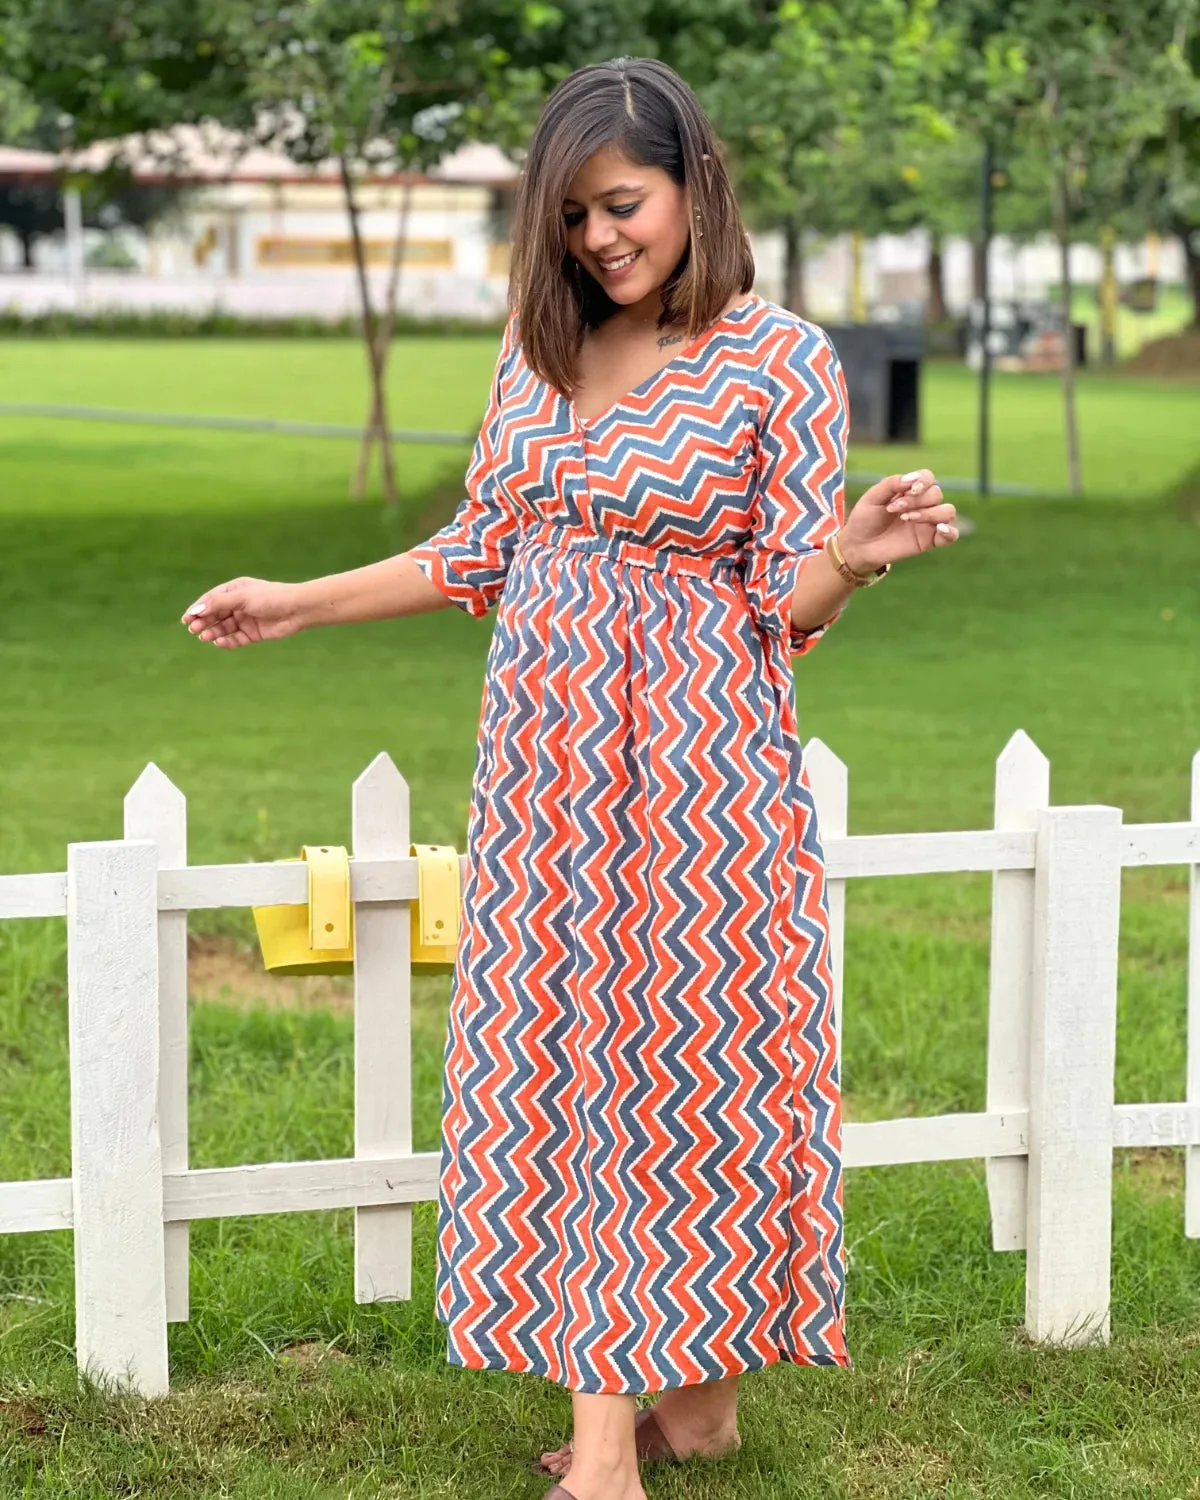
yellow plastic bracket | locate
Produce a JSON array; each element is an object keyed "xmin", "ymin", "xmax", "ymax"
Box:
[
  {"xmin": 304, "ymin": 844, "xmax": 351, "ymax": 950},
  {"xmin": 410, "ymin": 843, "xmax": 461, "ymax": 970},
  {"xmin": 251, "ymin": 845, "xmax": 355, "ymax": 976}
]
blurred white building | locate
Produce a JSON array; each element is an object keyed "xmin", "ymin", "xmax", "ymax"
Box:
[
  {"xmin": 0, "ymin": 129, "xmax": 521, "ymax": 321},
  {"xmin": 0, "ymin": 126, "xmax": 1185, "ymax": 324}
]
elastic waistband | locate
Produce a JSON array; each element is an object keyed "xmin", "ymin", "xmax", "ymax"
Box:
[{"xmin": 520, "ymin": 520, "xmax": 744, "ymax": 580}]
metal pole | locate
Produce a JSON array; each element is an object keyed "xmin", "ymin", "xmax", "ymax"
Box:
[{"xmin": 978, "ymin": 137, "xmax": 994, "ymax": 500}]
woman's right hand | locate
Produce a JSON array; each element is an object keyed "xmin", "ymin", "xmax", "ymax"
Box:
[{"xmin": 181, "ymin": 577, "xmax": 309, "ymax": 648}]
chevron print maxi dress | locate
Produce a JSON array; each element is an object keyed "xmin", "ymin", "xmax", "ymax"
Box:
[{"xmin": 407, "ymin": 291, "xmax": 851, "ymax": 1394}]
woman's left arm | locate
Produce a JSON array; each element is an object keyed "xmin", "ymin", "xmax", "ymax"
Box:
[
  {"xmin": 746, "ymin": 321, "xmax": 959, "ymax": 655},
  {"xmin": 789, "ymin": 466, "xmax": 960, "ymax": 635}
]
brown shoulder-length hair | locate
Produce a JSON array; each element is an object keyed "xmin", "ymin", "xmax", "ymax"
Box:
[{"xmin": 508, "ymin": 56, "xmax": 756, "ymax": 399}]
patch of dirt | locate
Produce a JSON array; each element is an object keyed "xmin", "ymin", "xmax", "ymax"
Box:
[
  {"xmin": 1122, "ymin": 327, "xmax": 1200, "ymax": 379},
  {"xmin": 0, "ymin": 1396, "xmax": 49, "ymax": 1435},
  {"xmin": 1117, "ymin": 1147, "xmax": 1184, "ymax": 1198},
  {"xmin": 274, "ymin": 1340, "xmax": 353, "ymax": 1374},
  {"xmin": 841, "ymin": 1435, "xmax": 957, "ymax": 1496},
  {"xmin": 188, "ymin": 933, "xmax": 355, "ymax": 1015}
]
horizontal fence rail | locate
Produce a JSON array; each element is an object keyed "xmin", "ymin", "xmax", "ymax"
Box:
[
  {"xmin": 9, "ymin": 825, "xmax": 1200, "ymax": 922},
  {"xmin": 1, "ymin": 733, "xmax": 1198, "ymax": 1394}
]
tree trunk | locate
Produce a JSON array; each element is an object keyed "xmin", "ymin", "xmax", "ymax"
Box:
[
  {"xmin": 353, "ymin": 176, "xmax": 414, "ymax": 499},
  {"xmin": 1052, "ymin": 164, "xmax": 1082, "ymax": 496},
  {"xmin": 849, "ymin": 230, "xmax": 867, "ymax": 322},
  {"xmin": 927, "ymin": 229, "xmax": 946, "ymax": 323},
  {"xmin": 1098, "ymin": 225, "xmax": 1117, "ymax": 367},
  {"xmin": 782, "ymin": 216, "xmax": 806, "ymax": 316},
  {"xmin": 19, "ymin": 231, "xmax": 35, "ymax": 270},
  {"xmin": 339, "ymin": 153, "xmax": 397, "ymax": 507}
]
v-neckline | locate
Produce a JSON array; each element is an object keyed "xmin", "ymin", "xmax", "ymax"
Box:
[{"xmin": 564, "ymin": 292, "xmax": 760, "ymax": 431}]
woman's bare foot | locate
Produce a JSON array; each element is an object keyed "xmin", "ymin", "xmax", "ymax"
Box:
[
  {"xmin": 538, "ymin": 1391, "xmax": 646, "ymax": 1500},
  {"xmin": 650, "ymin": 1379, "xmax": 742, "ymax": 1460},
  {"xmin": 539, "ymin": 1376, "xmax": 741, "ymax": 1477}
]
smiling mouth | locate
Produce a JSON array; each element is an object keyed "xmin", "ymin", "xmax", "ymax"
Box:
[{"xmin": 597, "ymin": 250, "xmax": 641, "ymax": 273}]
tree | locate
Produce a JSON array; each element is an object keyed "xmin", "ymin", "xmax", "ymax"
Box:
[
  {"xmin": 1126, "ymin": 10, "xmax": 1200, "ymax": 327},
  {"xmin": 0, "ymin": 0, "xmax": 552, "ymax": 502},
  {"xmin": 701, "ymin": 0, "xmax": 953, "ymax": 318},
  {"xmin": 995, "ymin": 0, "xmax": 1190, "ymax": 494}
]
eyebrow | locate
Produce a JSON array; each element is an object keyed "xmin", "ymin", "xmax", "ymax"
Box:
[{"xmin": 563, "ymin": 183, "xmax": 643, "ymax": 205}]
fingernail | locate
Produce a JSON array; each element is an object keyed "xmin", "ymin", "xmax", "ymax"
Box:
[
  {"xmin": 887, "ymin": 498, "xmax": 905, "ymax": 511},
  {"xmin": 901, "ymin": 469, "xmax": 922, "ymax": 482},
  {"xmin": 936, "ymin": 522, "xmax": 951, "ymax": 534}
]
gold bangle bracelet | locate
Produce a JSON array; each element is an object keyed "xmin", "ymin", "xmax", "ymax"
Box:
[{"xmin": 828, "ymin": 530, "xmax": 891, "ymax": 588}]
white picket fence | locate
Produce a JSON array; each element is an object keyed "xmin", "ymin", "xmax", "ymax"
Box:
[{"xmin": 1, "ymin": 732, "xmax": 1198, "ymax": 1399}]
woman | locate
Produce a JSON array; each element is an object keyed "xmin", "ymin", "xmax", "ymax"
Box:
[{"xmin": 183, "ymin": 56, "xmax": 956, "ymax": 1500}]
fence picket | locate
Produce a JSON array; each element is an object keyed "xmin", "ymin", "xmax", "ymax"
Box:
[
  {"xmin": 125, "ymin": 764, "xmax": 190, "ymax": 1324},
  {"xmin": 986, "ymin": 731, "xmax": 1050, "ymax": 1253},
  {"xmin": 1025, "ymin": 805, "xmax": 1122, "ymax": 1346},
  {"xmin": 352, "ymin": 754, "xmax": 415, "ymax": 1303},
  {"xmin": 67, "ymin": 840, "xmax": 169, "ymax": 1395}
]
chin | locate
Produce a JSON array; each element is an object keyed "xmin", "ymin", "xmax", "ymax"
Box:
[{"xmin": 609, "ymin": 275, "xmax": 665, "ymax": 306}]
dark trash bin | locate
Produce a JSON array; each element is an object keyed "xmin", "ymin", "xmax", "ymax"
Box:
[{"xmin": 820, "ymin": 323, "xmax": 922, "ymax": 444}]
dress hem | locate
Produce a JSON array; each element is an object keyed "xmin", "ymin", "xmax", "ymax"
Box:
[{"xmin": 436, "ymin": 1313, "xmax": 852, "ymax": 1393}]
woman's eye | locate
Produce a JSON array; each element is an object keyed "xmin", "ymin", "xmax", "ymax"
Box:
[{"xmin": 563, "ymin": 203, "xmax": 639, "ymax": 227}]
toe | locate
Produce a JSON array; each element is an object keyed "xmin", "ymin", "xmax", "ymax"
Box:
[{"xmin": 538, "ymin": 1442, "xmax": 572, "ymax": 1475}]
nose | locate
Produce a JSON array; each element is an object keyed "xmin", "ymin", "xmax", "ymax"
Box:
[{"xmin": 581, "ymin": 213, "xmax": 619, "ymax": 256}]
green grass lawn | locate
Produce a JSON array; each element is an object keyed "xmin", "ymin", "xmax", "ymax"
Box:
[
  {"xmin": 1, "ymin": 337, "xmax": 1200, "ymax": 1497},
  {"xmin": 0, "ymin": 330, "xmax": 1196, "ymax": 503}
]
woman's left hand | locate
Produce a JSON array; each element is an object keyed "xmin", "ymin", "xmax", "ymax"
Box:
[{"xmin": 837, "ymin": 468, "xmax": 959, "ymax": 575}]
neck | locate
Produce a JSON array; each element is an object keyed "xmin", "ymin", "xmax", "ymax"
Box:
[{"xmin": 615, "ymin": 284, "xmax": 670, "ymax": 328}]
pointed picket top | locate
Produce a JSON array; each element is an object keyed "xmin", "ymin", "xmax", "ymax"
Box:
[
  {"xmin": 996, "ymin": 728, "xmax": 1049, "ymax": 775},
  {"xmin": 124, "ymin": 762, "xmax": 186, "ymax": 863},
  {"xmin": 352, "ymin": 752, "xmax": 410, "ymax": 859},
  {"xmin": 994, "ymin": 731, "xmax": 1050, "ymax": 830},
  {"xmin": 124, "ymin": 761, "xmax": 184, "ymax": 810},
  {"xmin": 804, "ymin": 737, "xmax": 848, "ymax": 840}
]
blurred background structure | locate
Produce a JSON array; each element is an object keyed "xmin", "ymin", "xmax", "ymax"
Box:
[{"xmin": 0, "ymin": 130, "xmax": 1190, "ymax": 346}]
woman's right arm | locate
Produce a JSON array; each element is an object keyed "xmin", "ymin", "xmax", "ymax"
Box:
[
  {"xmin": 181, "ymin": 552, "xmax": 450, "ymax": 648},
  {"xmin": 184, "ymin": 310, "xmax": 521, "ymax": 649},
  {"xmin": 296, "ymin": 553, "xmax": 452, "ymax": 626}
]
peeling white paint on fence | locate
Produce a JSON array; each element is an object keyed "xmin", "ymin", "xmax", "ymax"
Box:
[{"xmin": 2, "ymin": 735, "xmax": 1200, "ymax": 1395}]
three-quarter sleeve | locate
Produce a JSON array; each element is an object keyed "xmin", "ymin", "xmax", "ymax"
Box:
[
  {"xmin": 407, "ymin": 311, "xmax": 522, "ymax": 618},
  {"xmin": 742, "ymin": 319, "xmax": 849, "ymax": 658}
]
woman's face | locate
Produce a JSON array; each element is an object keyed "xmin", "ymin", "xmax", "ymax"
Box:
[{"xmin": 562, "ymin": 145, "xmax": 690, "ymax": 310}]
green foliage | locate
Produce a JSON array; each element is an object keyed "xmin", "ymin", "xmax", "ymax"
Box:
[
  {"xmin": 995, "ymin": 0, "xmax": 1194, "ymax": 227},
  {"xmin": 706, "ymin": 0, "xmax": 959, "ymax": 243}
]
